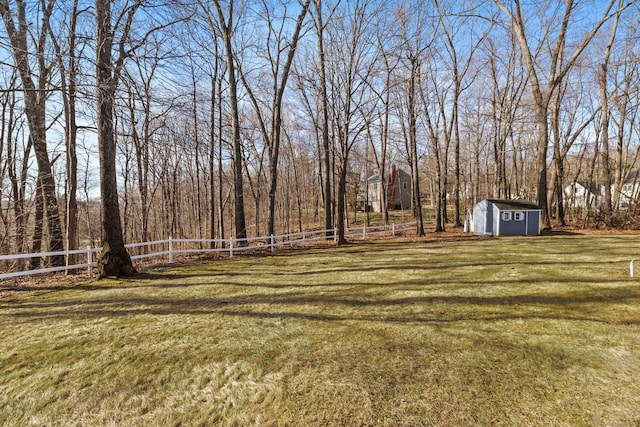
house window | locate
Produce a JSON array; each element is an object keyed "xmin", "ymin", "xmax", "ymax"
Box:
[
  {"xmin": 514, "ymin": 212, "xmax": 524, "ymax": 221},
  {"xmin": 501, "ymin": 211, "xmax": 512, "ymax": 221}
]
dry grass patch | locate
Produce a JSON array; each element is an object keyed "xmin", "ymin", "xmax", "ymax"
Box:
[{"xmin": 1, "ymin": 234, "xmax": 640, "ymax": 426}]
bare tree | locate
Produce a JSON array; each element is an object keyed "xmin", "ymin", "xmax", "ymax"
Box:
[
  {"xmin": 461, "ymin": 84, "xmax": 491, "ymax": 206},
  {"xmin": 598, "ymin": 1, "xmax": 624, "ymax": 220},
  {"xmin": 236, "ymin": 0, "xmax": 312, "ymax": 238},
  {"xmin": 209, "ymin": 58, "xmax": 223, "ymax": 246},
  {"xmin": 493, "ymin": 0, "xmax": 627, "ymax": 229},
  {"xmin": 482, "ymin": 34, "xmax": 527, "ymax": 200},
  {"xmin": 417, "ymin": 58, "xmax": 446, "ymax": 232},
  {"xmin": 95, "ymin": 0, "xmax": 184, "ymax": 275},
  {"xmin": 207, "ymin": 0, "xmax": 248, "ymax": 242},
  {"xmin": 312, "ymin": 0, "xmax": 335, "ymax": 236},
  {"xmin": 47, "ymin": 0, "xmax": 89, "ymax": 265},
  {"xmin": 95, "ymin": 0, "xmax": 139, "ymax": 276},
  {"xmin": 434, "ymin": 0, "xmax": 491, "ymax": 227},
  {"xmin": 1, "ymin": 72, "xmax": 31, "ymax": 257},
  {"xmin": 326, "ymin": 0, "xmax": 379, "ymax": 244},
  {"xmin": 601, "ymin": 4, "xmax": 640, "ymax": 215},
  {"xmin": 548, "ymin": 69, "xmax": 599, "ymax": 225},
  {"xmin": 121, "ymin": 35, "xmax": 176, "ymax": 247},
  {"xmin": 187, "ymin": 4, "xmax": 227, "ymax": 246},
  {"xmin": 0, "ymin": 0, "xmax": 65, "ymax": 265},
  {"xmin": 365, "ymin": 11, "xmax": 401, "ymax": 226},
  {"xmin": 397, "ymin": 1, "xmax": 433, "ymax": 233},
  {"xmin": 407, "ymin": 51, "xmax": 426, "ymax": 235}
]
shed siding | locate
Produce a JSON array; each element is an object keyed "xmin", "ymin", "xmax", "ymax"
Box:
[
  {"xmin": 472, "ymin": 200, "xmax": 492, "ymax": 235},
  {"xmin": 472, "ymin": 199, "xmax": 540, "ymax": 236},
  {"xmin": 526, "ymin": 212, "xmax": 540, "ymax": 235}
]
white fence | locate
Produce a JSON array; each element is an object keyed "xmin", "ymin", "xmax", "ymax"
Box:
[{"xmin": 0, "ymin": 222, "xmax": 415, "ymax": 280}]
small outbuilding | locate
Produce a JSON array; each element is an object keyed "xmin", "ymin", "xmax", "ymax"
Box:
[{"xmin": 472, "ymin": 199, "xmax": 541, "ymax": 236}]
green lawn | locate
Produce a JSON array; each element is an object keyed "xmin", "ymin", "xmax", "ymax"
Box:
[{"xmin": 1, "ymin": 234, "xmax": 640, "ymax": 426}]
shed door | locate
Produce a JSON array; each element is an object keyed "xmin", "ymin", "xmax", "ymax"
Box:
[{"xmin": 526, "ymin": 211, "xmax": 540, "ymax": 235}]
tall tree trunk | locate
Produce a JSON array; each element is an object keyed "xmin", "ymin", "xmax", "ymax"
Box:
[
  {"xmin": 314, "ymin": 0, "xmax": 333, "ymax": 237},
  {"xmin": 598, "ymin": 2, "xmax": 621, "ymax": 222},
  {"xmin": 61, "ymin": 0, "xmax": 80, "ymax": 265},
  {"xmin": 262, "ymin": 0, "xmax": 311, "ymax": 238},
  {"xmin": 30, "ymin": 171, "xmax": 44, "ymax": 270},
  {"xmin": 5, "ymin": 82, "xmax": 30, "ymax": 256},
  {"xmin": 192, "ymin": 71, "xmax": 203, "ymax": 239},
  {"xmin": 336, "ymin": 164, "xmax": 348, "ymax": 244},
  {"xmin": 550, "ymin": 91, "xmax": 566, "ymax": 226},
  {"xmin": 96, "ymin": 0, "xmax": 136, "ymax": 277},
  {"xmin": 0, "ymin": 0, "xmax": 65, "ymax": 266},
  {"xmin": 533, "ymin": 103, "xmax": 551, "ymax": 227},
  {"xmin": 46, "ymin": 0, "xmax": 81, "ymax": 265},
  {"xmin": 453, "ymin": 91, "xmax": 462, "ymax": 227},
  {"xmin": 408, "ymin": 58, "xmax": 425, "ymax": 236},
  {"xmin": 217, "ymin": 77, "xmax": 226, "ymax": 246},
  {"xmin": 209, "ymin": 74, "xmax": 217, "ymax": 247},
  {"xmin": 584, "ymin": 121, "xmax": 601, "ymax": 227},
  {"xmin": 212, "ymin": 0, "xmax": 247, "ymax": 242}
]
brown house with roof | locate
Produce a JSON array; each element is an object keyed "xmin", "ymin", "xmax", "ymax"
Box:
[{"xmin": 366, "ymin": 165, "xmax": 412, "ymax": 212}]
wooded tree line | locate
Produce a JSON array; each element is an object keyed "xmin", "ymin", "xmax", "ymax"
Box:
[{"xmin": 1, "ymin": 0, "xmax": 639, "ymax": 275}]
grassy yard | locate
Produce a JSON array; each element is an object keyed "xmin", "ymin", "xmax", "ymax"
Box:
[{"xmin": 1, "ymin": 233, "xmax": 640, "ymax": 426}]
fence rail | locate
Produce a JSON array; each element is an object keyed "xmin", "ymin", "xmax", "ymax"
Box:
[{"xmin": 0, "ymin": 222, "xmax": 415, "ymax": 280}]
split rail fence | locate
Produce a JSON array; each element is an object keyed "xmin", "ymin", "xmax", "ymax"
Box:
[{"xmin": 0, "ymin": 222, "xmax": 415, "ymax": 281}]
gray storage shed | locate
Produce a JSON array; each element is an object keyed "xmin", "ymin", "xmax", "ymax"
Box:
[{"xmin": 472, "ymin": 199, "xmax": 541, "ymax": 236}]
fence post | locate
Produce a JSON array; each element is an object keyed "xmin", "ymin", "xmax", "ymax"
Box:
[
  {"xmin": 392, "ymin": 223, "xmax": 396, "ymax": 236},
  {"xmin": 631, "ymin": 260, "xmax": 635, "ymax": 278},
  {"xmin": 334, "ymin": 227, "xmax": 338, "ymax": 243},
  {"xmin": 87, "ymin": 246, "xmax": 93, "ymax": 277},
  {"xmin": 363, "ymin": 225, "xmax": 366, "ymax": 239},
  {"xmin": 230, "ymin": 237, "xmax": 234, "ymax": 258},
  {"xmin": 169, "ymin": 236, "xmax": 174, "ymax": 263},
  {"xmin": 270, "ymin": 235, "xmax": 275, "ymax": 253}
]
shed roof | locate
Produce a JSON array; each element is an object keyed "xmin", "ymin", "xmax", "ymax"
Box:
[{"xmin": 486, "ymin": 199, "xmax": 540, "ymax": 211}]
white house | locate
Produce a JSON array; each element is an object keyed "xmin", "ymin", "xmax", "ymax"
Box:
[
  {"xmin": 618, "ymin": 171, "xmax": 640, "ymax": 208},
  {"xmin": 565, "ymin": 171, "xmax": 640, "ymax": 210},
  {"xmin": 564, "ymin": 181, "xmax": 604, "ymax": 209}
]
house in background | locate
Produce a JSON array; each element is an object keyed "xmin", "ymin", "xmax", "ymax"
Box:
[
  {"xmin": 618, "ymin": 170, "xmax": 640, "ymax": 208},
  {"xmin": 564, "ymin": 181, "xmax": 604, "ymax": 209},
  {"xmin": 564, "ymin": 171, "xmax": 640, "ymax": 210},
  {"xmin": 472, "ymin": 199, "xmax": 541, "ymax": 236},
  {"xmin": 366, "ymin": 165, "xmax": 412, "ymax": 212}
]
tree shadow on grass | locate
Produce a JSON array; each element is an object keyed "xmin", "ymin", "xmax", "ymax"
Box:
[
  {"xmin": 4, "ymin": 283, "xmax": 640, "ymax": 326},
  {"xmin": 540, "ymin": 229, "xmax": 584, "ymax": 236},
  {"xmin": 2, "ymin": 257, "xmax": 626, "ymax": 298},
  {"xmin": 0, "ymin": 272, "xmax": 206, "ymax": 296}
]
